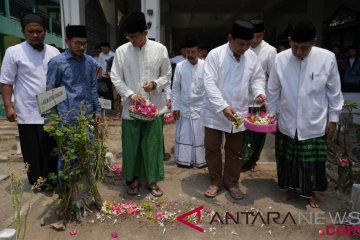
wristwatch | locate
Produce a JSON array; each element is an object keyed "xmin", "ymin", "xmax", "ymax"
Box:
[{"xmin": 151, "ymin": 81, "xmax": 157, "ymax": 90}]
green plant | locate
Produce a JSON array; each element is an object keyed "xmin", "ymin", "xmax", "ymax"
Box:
[
  {"xmin": 336, "ymin": 100, "xmax": 358, "ymax": 190},
  {"xmin": 8, "ymin": 162, "xmax": 44, "ymax": 240},
  {"xmin": 44, "ymin": 109, "xmax": 102, "ymax": 220},
  {"xmin": 94, "ymin": 117, "xmax": 108, "ymax": 181}
]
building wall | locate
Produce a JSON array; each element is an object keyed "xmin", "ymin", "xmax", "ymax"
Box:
[{"xmin": 85, "ymin": 0, "xmax": 108, "ymax": 55}]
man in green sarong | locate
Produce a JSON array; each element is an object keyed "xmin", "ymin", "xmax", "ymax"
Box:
[
  {"xmin": 111, "ymin": 12, "xmax": 171, "ymax": 197},
  {"xmin": 267, "ymin": 22, "xmax": 344, "ymax": 208}
]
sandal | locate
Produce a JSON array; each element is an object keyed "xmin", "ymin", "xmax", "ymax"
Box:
[
  {"xmin": 127, "ymin": 179, "xmax": 140, "ymax": 196},
  {"xmin": 146, "ymin": 183, "xmax": 163, "ymax": 197},
  {"xmin": 204, "ymin": 185, "xmax": 220, "ymax": 198},
  {"xmin": 225, "ymin": 186, "xmax": 244, "ymax": 200}
]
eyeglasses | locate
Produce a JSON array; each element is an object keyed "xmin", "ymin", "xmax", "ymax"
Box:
[{"xmin": 72, "ymin": 41, "xmax": 87, "ymax": 47}]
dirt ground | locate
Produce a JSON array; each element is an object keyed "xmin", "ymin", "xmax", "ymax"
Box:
[{"xmin": 0, "ymin": 118, "xmax": 356, "ymax": 240}]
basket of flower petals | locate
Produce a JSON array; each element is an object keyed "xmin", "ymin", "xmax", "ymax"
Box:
[
  {"xmin": 129, "ymin": 101, "xmax": 159, "ymax": 122},
  {"xmin": 244, "ymin": 111, "xmax": 277, "ymax": 133}
]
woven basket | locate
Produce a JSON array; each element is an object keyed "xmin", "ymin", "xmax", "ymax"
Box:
[
  {"xmin": 129, "ymin": 111, "xmax": 157, "ymax": 122},
  {"xmin": 244, "ymin": 118, "xmax": 277, "ymax": 133}
]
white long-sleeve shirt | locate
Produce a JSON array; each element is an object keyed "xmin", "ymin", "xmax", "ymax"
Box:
[
  {"xmin": 202, "ymin": 43, "xmax": 266, "ymax": 133},
  {"xmin": 250, "ymin": 40, "xmax": 277, "ymax": 78},
  {"xmin": 267, "ymin": 47, "xmax": 344, "ymax": 140},
  {"xmin": 99, "ymin": 51, "xmax": 114, "ymax": 77},
  {"xmin": 249, "ymin": 40, "xmax": 277, "ymax": 106},
  {"xmin": 110, "ymin": 39, "xmax": 172, "ymax": 120},
  {"xmin": 0, "ymin": 42, "xmax": 60, "ymax": 124},
  {"xmin": 171, "ymin": 59, "xmax": 205, "ymax": 119}
]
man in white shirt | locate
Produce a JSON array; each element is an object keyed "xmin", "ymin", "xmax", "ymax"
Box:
[
  {"xmin": 242, "ymin": 19, "xmax": 277, "ymax": 172},
  {"xmin": 202, "ymin": 20, "xmax": 266, "ymax": 200},
  {"xmin": 111, "ymin": 12, "xmax": 171, "ymax": 197},
  {"xmin": 98, "ymin": 42, "xmax": 115, "ymax": 105},
  {"xmin": 267, "ymin": 22, "xmax": 344, "ymax": 208},
  {"xmin": 170, "ymin": 45, "xmax": 186, "ymax": 64},
  {"xmin": 0, "ymin": 13, "xmax": 60, "ymax": 186},
  {"xmin": 172, "ymin": 38, "xmax": 206, "ymax": 168}
]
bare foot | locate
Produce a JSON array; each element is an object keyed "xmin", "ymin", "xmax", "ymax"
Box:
[
  {"xmin": 308, "ymin": 194, "xmax": 320, "ymax": 208},
  {"xmin": 251, "ymin": 164, "xmax": 259, "ymax": 172},
  {"xmin": 277, "ymin": 189, "xmax": 298, "ymax": 202}
]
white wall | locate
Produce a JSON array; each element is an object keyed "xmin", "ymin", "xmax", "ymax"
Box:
[
  {"xmin": 99, "ymin": 0, "xmax": 117, "ymax": 49},
  {"xmin": 141, "ymin": 0, "xmax": 160, "ymax": 42},
  {"xmin": 60, "ymin": 0, "xmax": 86, "ymax": 48}
]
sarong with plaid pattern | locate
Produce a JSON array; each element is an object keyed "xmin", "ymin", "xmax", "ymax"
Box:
[{"xmin": 275, "ymin": 131, "xmax": 327, "ymax": 198}]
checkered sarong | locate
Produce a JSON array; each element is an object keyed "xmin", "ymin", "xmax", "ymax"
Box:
[{"xmin": 275, "ymin": 131, "xmax": 327, "ymax": 198}]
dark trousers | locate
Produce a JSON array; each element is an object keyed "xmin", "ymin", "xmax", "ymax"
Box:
[
  {"xmin": 242, "ymin": 105, "xmax": 267, "ymax": 169},
  {"xmin": 98, "ymin": 77, "xmax": 114, "ymax": 108},
  {"xmin": 205, "ymin": 127, "xmax": 244, "ymax": 188},
  {"xmin": 18, "ymin": 124, "xmax": 57, "ymax": 185}
]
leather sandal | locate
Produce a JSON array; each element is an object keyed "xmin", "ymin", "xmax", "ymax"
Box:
[
  {"xmin": 204, "ymin": 185, "xmax": 220, "ymax": 198},
  {"xmin": 127, "ymin": 179, "xmax": 140, "ymax": 196},
  {"xmin": 226, "ymin": 186, "xmax": 244, "ymax": 200},
  {"xmin": 146, "ymin": 183, "xmax": 163, "ymax": 197}
]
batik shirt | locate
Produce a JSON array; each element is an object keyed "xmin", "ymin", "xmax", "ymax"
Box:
[{"xmin": 46, "ymin": 49, "xmax": 101, "ymax": 123}]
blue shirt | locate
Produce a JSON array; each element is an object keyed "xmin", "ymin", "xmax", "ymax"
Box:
[{"xmin": 46, "ymin": 49, "xmax": 101, "ymax": 123}]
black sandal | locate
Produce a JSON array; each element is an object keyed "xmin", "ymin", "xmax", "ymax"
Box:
[
  {"xmin": 146, "ymin": 183, "xmax": 163, "ymax": 197},
  {"xmin": 127, "ymin": 179, "xmax": 140, "ymax": 196}
]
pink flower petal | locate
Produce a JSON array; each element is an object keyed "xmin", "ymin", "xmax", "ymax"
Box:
[{"xmin": 111, "ymin": 231, "xmax": 119, "ymax": 238}]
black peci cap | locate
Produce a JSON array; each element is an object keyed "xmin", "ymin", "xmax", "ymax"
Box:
[
  {"xmin": 231, "ymin": 20, "xmax": 254, "ymax": 40},
  {"xmin": 250, "ymin": 19, "xmax": 264, "ymax": 33},
  {"xmin": 124, "ymin": 12, "xmax": 147, "ymax": 34},
  {"xmin": 66, "ymin": 25, "xmax": 87, "ymax": 39},
  {"xmin": 290, "ymin": 22, "xmax": 316, "ymax": 43}
]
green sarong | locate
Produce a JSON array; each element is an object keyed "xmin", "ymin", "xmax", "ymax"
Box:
[
  {"xmin": 275, "ymin": 131, "xmax": 327, "ymax": 198},
  {"xmin": 122, "ymin": 118, "xmax": 164, "ymax": 183}
]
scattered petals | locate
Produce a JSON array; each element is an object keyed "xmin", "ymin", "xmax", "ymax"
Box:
[
  {"xmin": 111, "ymin": 165, "xmax": 122, "ymax": 176},
  {"xmin": 69, "ymin": 229, "xmax": 77, "ymax": 236},
  {"xmin": 111, "ymin": 231, "xmax": 119, "ymax": 238},
  {"xmin": 209, "ymin": 227, "xmax": 216, "ymax": 232},
  {"xmin": 156, "ymin": 211, "xmax": 163, "ymax": 221}
]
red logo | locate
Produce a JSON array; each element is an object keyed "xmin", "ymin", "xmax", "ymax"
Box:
[{"xmin": 176, "ymin": 205, "xmax": 204, "ymax": 233}]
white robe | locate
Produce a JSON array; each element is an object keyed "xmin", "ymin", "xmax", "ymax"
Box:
[
  {"xmin": 267, "ymin": 47, "xmax": 344, "ymax": 140},
  {"xmin": 172, "ymin": 59, "xmax": 206, "ymax": 167}
]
